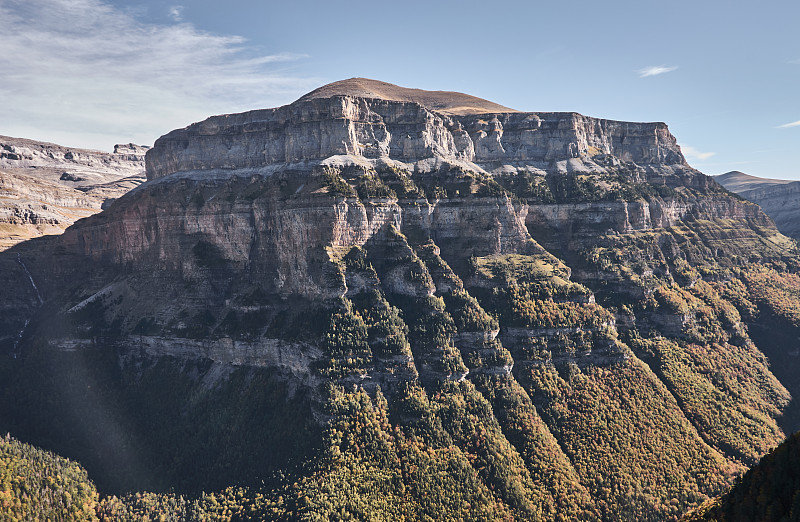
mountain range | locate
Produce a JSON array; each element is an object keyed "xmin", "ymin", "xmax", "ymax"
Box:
[
  {"xmin": 2, "ymin": 78, "xmax": 800, "ymax": 521},
  {"xmin": 715, "ymin": 170, "xmax": 800, "ymax": 240},
  {"xmin": 0, "ymin": 136, "xmax": 146, "ymax": 249}
]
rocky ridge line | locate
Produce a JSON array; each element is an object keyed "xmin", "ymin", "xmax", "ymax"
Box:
[
  {"xmin": 715, "ymin": 170, "xmax": 800, "ymax": 239},
  {"xmin": 146, "ymin": 78, "xmax": 687, "ymax": 182},
  {"xmin": 0, "ymin": 136, "xmax": 148, "ymax": 249}
]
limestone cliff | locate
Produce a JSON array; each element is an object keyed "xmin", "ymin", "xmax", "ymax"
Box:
[
  {"xmin": 0, "ymin": 136, "xmax": 148, "ymax": 181},
  {"xmin": 716, "ymin": 170, "xmax": 800, "ymax": 239},
  {"xmin": 1, "ymin": 79, "xmax": 797, "ymax": 520},
  {"xmin": 146, "ymin": 78, "xmax": 686, "ymax": 181},
  {"xmin": 0, "ymin": 136, "xmax": 147, "ymax": 249},
  {"xmin": 7, "ymin": 77, "xmax": 789, "ymax": 413}
]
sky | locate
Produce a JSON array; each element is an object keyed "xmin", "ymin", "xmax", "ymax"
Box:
[{"xmin": 1, "ymin": 0, "xmax": 799, "ymax": 178}]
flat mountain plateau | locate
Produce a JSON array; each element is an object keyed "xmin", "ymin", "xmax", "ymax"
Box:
[
  {"xmin": 0, "ymin": 136, "xmax": 147, "ymax": 250},
  {"xmin": 2, "ymin": 78, "xmax": 800, "ymax": 521}
]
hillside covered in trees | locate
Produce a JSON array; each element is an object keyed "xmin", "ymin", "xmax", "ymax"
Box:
[
  {"xmin": 2, "ymin": 79, "xmax": 800, "ymax": 520},
  {"xmin": 685, "ymin": 431, "xmax": 800, "ymax": 521}
]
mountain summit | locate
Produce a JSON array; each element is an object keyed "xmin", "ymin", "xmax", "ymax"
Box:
[
  {"xmin": 715, "ymin": 170, "xmax": 800, "ymax": 239},
  {"xmin": 297, "ymin": 77, "xmax": 519, "ymax": 115},
  {"xmin": 147, "ymin": 78, "xmax": 687, "ymax": 181}
]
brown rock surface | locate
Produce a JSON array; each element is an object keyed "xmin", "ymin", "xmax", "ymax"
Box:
[
  {"xmin": 0, "ymin": 136, "xmax": 147, "ymax": 249},
  {"xmin": 145, "ymin": 79, "xmax": 687, "ymax": 180},
  {"xmin": 297, "ymin": 77, "xmax": 518, "ymax": 115}
]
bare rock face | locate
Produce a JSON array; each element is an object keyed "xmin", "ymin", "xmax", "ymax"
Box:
[
  {"xmin": 0, "ymin": 170, "xmax": 102, "ymax": 250},
  {"xmin": 715, "ymin": 170, "xmax": 800, "ymax": 239},
  {"xmin": 146, "ymin": 78, "xmax": 686, "ymax": 181},
  {"xmin": 0, "ymin": 136, "xmax": 147, "ymax": 249},
  {"xmin": 2, "ymin": 79, "xmax": 798, "ymax": 518},
  {"xmin": 131, "ymin": 79, "xmax": 774, "ymax": 311},
  {"xmin": 0, "ymin": 136, "xmax": 148, "ymax": 183}
]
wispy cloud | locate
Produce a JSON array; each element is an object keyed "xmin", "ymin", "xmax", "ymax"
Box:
[
  {"xmin": 638, "ymin": 65, "xmax": 678, "ymax": 78},
  {"xmin": 0, "ymin": 0, "xmax": 318, "ymax": 149},
  {"xmin": 682, "ymin": 145, "xmax": 716, "ymax": 161},
  {"xmin": 168, "ymin": 5, "xmax": 184, "ymax": 22},
  {"xmin": 777, "ymin": 120, "xmax": 800, "ymax": 128}
]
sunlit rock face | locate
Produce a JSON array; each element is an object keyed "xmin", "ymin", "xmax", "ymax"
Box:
[
  {"xmin": 146, "ymin": 78, "xmax": 686, "ymax": 181},
  {"xmin": 2, "ymin": 78, "xmax": 798, "ymax": 520},
  {"xmin": 0, "ymin": 135, "xmax": 147, "ymax": 249}
]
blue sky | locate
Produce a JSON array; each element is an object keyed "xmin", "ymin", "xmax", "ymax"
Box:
[{"xmin": 1, "ymin": 0, "xmax": 798, "ymax": 178}]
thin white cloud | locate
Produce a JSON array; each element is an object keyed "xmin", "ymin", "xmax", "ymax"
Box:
[
  {"xmin": 638, "ymin": 65, "xmax": 678, "ymax": 78},
  {"xmin": 0, "ymin": 0, "xmax": 319, "ymax": 150},
  {"xmin": 682, "ymin": 145, "xmax": 716, "ymax": 161},
  {"xmin": 777, "ymin": 120, "xmax": 800, "ymax": 128},
  {"xmin": 168, "ymin": 5, "xmax": 184, "ymax": 22}
]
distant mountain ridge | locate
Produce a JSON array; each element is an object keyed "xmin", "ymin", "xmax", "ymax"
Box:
[
  {"xmin": 714, "ymin": 171, "xmax": 794, "ymax": 193},
  {"xmin": 715, "ymin": 171, "xmax": 800, "ymax": 239},
  {"xmin": 297, "ymin": 77, "xmax": 519, "ymax": 115},
  {"xmin": 0, "ymin": 135, "xmax": 147, "ymax": 249}
]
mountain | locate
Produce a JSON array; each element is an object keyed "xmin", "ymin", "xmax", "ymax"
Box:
[
  {"xmin": 0, "ymin": 136, "xmax": 147, "ymax": 250},
  {"xmin": 715, "ymin": 171, "xmax": 800, "ymax": 240},
  {"xmin": 714, "ymin": 171, "xmax": 793, "ymax": 193},
  {"xmin": 2, "ymin": 78, "xmax": 800, "ymax": 520},
  {"xmin": 297, "ymin": 77, "xmax": 518, "ymax": 115}
]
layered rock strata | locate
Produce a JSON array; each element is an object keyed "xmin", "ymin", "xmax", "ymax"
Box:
[
  {"xmin": 147, "ymin": 82, "xmax": 685, "ymax": 181},
  {"xmin": 716, "ymin": 170, "xmax": 800, "ymax": 239},
  {"xmin": 1, "ymin": 78, "xmax": 796, "ymax": 519},
  {"xmin": 0, "ymin": 136, "xmax": 147, "ymax": 249},
  {"xmin": 6, "ymin": 78, "xmax": 787, "ymax": 409}
]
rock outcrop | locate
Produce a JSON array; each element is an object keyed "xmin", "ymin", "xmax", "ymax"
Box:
[
  {"xmin": 0, "ymin": 136, "xmax": 148, "ymax": 182},
  {"xmin": 716, "ymin": 170, "xmax": 800, "ymax": 239},
  {"xmin": 146, "ymin": 78, "xmax": 686, "ymax": 181},
  {"xmin": 0, "ymin": 136, "xmax": 147, "ymax": 249},
  {"xmin": 1, "ymin": 78, "xmax": 797, "ymax": 520}
]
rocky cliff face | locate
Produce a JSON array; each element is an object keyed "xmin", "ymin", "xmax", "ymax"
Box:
[
  {"xmin": 0, "ymin": 136, "xmax": 148, "ymax": 181},
  {"xmin": 716, "ymin": 170, "xmax": 800, "ymax": 239},
  {"xmin": 146, "ymin": 82, "xmax": 686, "ymax": 181},
  {"xmin": 0, "ymin": 136, "xmax": 147, "ymax": 249},
  {"xmin": 1, "ymin": 78, "xmax": 798, "ymax": 520}
]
